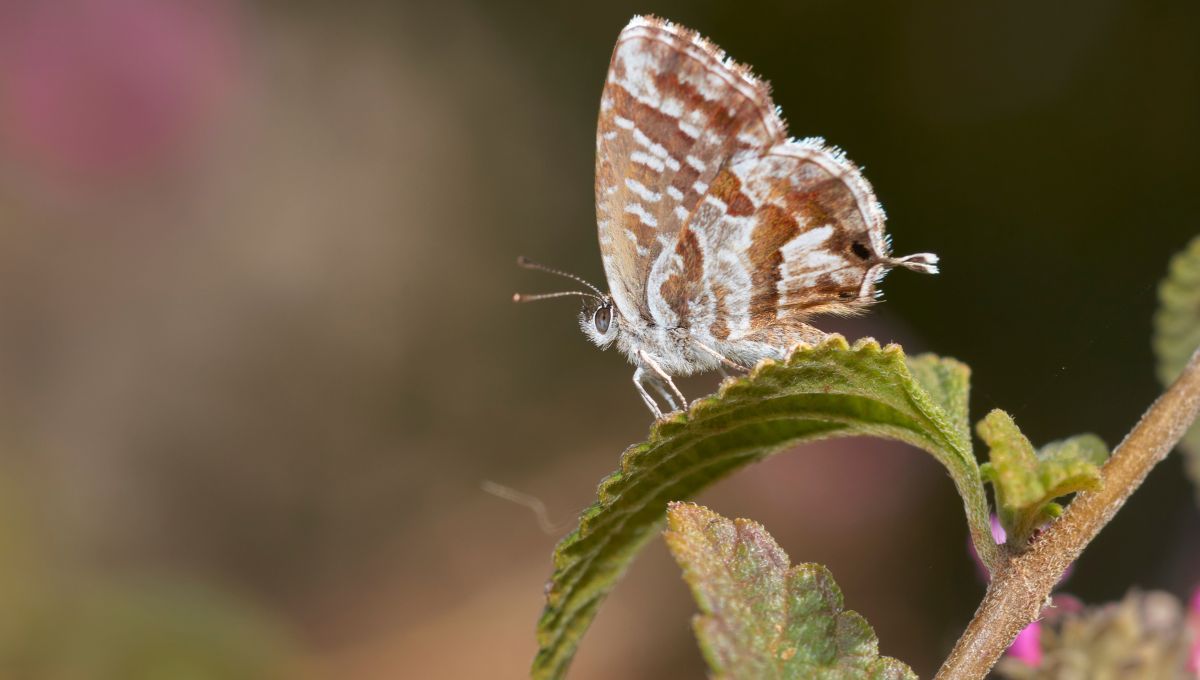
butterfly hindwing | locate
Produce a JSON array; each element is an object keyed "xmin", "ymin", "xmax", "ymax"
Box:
[
  {"xmin": 737, "ymin": 139, "xmax": 894, "ymax": 322},
  {"xmin": 652, "ymin": 138, "xmax": 906, "ymax": 355}
]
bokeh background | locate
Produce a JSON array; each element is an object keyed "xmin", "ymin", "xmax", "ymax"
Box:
[{"xmin": 0, "ymin": 1, "xmax": 1197, "ymax": 678}]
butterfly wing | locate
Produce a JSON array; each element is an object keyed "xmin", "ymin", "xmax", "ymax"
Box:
[
  {"xmin": 595, "ymin": 16, "xmax": 785, "ymax": 325},
  {"xmin": 747, "ymin": 141, "xmax": 939, "ymax": 318},
  {"xmin": 653, "ymin": 137, "xmax": 937, "ymax": 359}
]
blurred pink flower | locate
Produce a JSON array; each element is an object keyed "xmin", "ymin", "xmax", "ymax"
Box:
[
  {"xmin": 1007, "ymin": 620, "xmax": 1042, "ymax": 666},
  {"xmin": 0, "ymin": 0, "xmax": 241, "ymax": 183}
]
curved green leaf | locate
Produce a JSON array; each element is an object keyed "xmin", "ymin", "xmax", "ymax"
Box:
[
  {"xmin": 977, "ymin": 410, "xmax": 1107, "ymax": 548},
  {"xmin": 665, "ymin": 502, "xmax": 917, "ymax": 680},
  {"xmin": 906, "ymin": 353, "xmax": 971, "ymax": 445},
  {"xmin": 532, "ymin": 336, "xmax": 994, "ymax": 679},
  {"xmin": 1153, "ymin": 234, "xmax": 1200, "ymax": 503}
]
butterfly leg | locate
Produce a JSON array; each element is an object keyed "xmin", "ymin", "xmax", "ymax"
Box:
[
  {"xmin": 647, "ymin": 375, "xmax": 681, "ymax": 412},
  {"xmin": 638, "ymin": 351, "xmax": 687, "ymax": 413},
  {"xmin": 631, "ymin": 366, "xmax": 665, "ymax": 419},
  {"xmin": 693, "ymin": 340, "xmax": 750, "ymax": 374}
]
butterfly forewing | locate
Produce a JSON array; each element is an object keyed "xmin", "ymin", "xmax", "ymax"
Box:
[{"xmin": 595, "ymin": 16, "xmax": 785, "ymax": 326}]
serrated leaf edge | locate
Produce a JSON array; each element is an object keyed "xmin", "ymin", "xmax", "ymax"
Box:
[{"xmin": 533, "ymin": 335, "xmax": 991, "ymax": 679}]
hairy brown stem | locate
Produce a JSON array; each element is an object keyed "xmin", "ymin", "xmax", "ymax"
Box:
[{"xmin": 935, "ymin": 346, "xmax": 1200, "ymax": 680}]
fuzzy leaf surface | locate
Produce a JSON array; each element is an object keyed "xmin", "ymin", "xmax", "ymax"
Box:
[
  {"xmin": 664, "ymin": 502, "xmax": 917, "ymax": 680},
  {"xmin": 1153, "ymin": 234, "xmax": 1200, "ymax": 503},
  {"xmin": 532, "ymin": 336, "xmax": 993, "ymax": 679},
  {"xmin": 906, "ymin": 353, "xmax": 972, "ymax": 445},
  {"xmin": 978, "ymin": 410, "xmax": 1107, "ymax": 548}
]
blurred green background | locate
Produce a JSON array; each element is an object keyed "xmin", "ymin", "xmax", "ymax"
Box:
[{"xmin": 0, "ymin": 1, "xmax": 1197, "ymax": 678}]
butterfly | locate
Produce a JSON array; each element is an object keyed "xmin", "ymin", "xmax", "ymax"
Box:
[{"xmin": 516, "ymin": 15, "xmax": 937, "ymax": 419}]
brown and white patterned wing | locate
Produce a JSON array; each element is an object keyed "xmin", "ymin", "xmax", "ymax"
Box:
[
  {"xmin": 595, "ymin": 16, "xmax": 785, "ymax": 324},
  {"xmin": 654, "ymin": 138, "xmax": 937, "ymax": 347}
]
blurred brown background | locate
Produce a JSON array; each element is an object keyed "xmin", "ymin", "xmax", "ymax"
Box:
[{"xmin": 0, "ymin": 1, "xmax": 1197, "ymax": 678}]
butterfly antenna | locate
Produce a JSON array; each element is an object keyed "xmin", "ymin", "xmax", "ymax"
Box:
[
  {"xmin": 516, "ymin": 256, "xmax": 604, "ymax": 296},
  {"xmin": 512, "ymin": 290, "xmax": 601, "ymax": 303}
]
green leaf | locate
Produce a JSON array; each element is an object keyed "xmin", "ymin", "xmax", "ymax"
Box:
[
  {"xmin": 906, "ymin": 353, "xmax": 972, "ymax": 445},
  {"xmin": 533, "ymin": 336, "xmax": 994, "ymax": 679},
  {"xmin": 1153, "ymin": 234, "xmax": 1200, "ymax": 503},
  {"xmin": 663, "ymin": 502, "xmax": 917, "ymax": 680},
  {"xmin": 977, "ymin": 410, "xmax": 1107, "ymax": 548}
]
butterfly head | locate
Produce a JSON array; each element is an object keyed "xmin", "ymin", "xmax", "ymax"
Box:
[
  {"xmin": 514, "ymin": 256, "xmax": 618, "ymax": 349},
  {"xmin": 578, "ymin": 295, "xmax": 619, "ymax": 349}
]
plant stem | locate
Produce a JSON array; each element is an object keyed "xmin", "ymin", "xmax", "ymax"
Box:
[{"xmin": 935, "ymin": 346, "xmax": 1200, "ymax": 680}]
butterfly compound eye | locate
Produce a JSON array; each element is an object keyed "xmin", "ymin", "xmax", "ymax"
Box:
[{"xmin": 593, "ymin": 306, "xmax": 612, "ymax": 334}]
